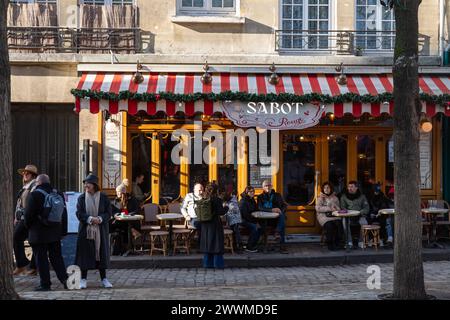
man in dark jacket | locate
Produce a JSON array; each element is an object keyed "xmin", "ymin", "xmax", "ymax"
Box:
[
  {"xmin": 368, "ymin": 183, "xmax": 394, "ymax": 247},
  {"xmin": 257, "ymin": 180, "xmax": 288, "ymax": 253},
  {"xmin": 24, "ymin": 174, "xmax": 68, "ymax": 291}
]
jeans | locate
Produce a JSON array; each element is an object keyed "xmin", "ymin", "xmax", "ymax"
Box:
[
  {"xmin": 385, "ymin": 216, "xmax": 394, "ymax": 239},
  {"xmin": 342, "ymin": 217, "xmax": 368, "ymax": 246},
  {"xmin": 276, "ymin": 212, "xmax": 286, "ymax": 244},
  {"xmin": 13, "ymin": 220, "xmax": 36, "ymax": 269},
  {"xmin": 202, "ymin": 254, "xmax": 224, "ymax": 269},
  {"xmin": 241, "ymin": 221, "xmax": 262, "ymax": 250},
  {"xmin": 189, "ymin": 218, "xmax": 202, "ymax": 245},
  {"xmin": 230, "ymin": 224, "xmax": 242, "ymax": 248},
  {"xmin": 33, "ymin": 241, "xmax": 68, "ymax": 288}
]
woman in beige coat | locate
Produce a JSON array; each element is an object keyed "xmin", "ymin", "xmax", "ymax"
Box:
[{"xmin": 315, "ymin": 182, "xmax": 344, "ymax": 250}]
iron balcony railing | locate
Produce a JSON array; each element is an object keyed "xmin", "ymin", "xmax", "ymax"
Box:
[
  {"xmin": 275, "ymin": 29, "xmax": 400, "ymax": 54},
  {"xmin": 7, "ymin": 26, "xmax": 142, "ymax": 53}
]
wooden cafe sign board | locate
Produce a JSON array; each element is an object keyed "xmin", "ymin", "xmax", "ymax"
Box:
[{"xmin": 221, "ymin": 101, "xmax": 326, "ymax": 130}]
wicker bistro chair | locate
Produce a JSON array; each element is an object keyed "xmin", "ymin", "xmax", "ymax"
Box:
[
  {"xmin": 141, "ymin": 203, "xmax": 162, "ymax": 250},
  {"xmin": 424, "ymin": 200, "xmax": 450, "ymax": 240},
  {"xmin": 172, "ymin": 228, "xmax": 192, "ymax": 255},
  {"xmin": 361, "ymin": 225, "xmax": 381, "ymax": 250}
]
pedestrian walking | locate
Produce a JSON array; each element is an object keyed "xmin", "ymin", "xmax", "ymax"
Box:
[
  {"xmin": 23, "ymin": 174, "xmax": 68, "ymax": 291},
  {"xmin": 75, "ymin": 174, "xmax": 113, "ymax": 289}
]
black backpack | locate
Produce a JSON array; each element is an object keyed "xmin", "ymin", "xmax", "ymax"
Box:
[{"xmin": 35, "ymin": 189, "xmax": 65, "ymax": 227}]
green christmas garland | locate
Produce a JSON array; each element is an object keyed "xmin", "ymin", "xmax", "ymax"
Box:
[{"xmin": 71, "ymin": 89, "xmax": 450, "ymax": 107}]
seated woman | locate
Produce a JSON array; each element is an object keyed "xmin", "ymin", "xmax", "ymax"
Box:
[
  {"xmin": 238, "ymin": 186, "xmax": 262, "ymax": 253},
  {"xmin": 315, "ymin": 182, "xmax": 344, "ymax": 251}
]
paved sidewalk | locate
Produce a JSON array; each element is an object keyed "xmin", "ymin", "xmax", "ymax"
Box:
[{"xmin": 14, "ymin": 261, "xmax": 450, "ymax": 300}]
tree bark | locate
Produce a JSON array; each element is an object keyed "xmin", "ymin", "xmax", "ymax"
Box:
[
  {"xmin": 0, "ymin": 0, "xmax": 19, "ymax": 300},
  {"xmin": 392, "ymin": 0, "xmax": 427, "ymax": 299}
]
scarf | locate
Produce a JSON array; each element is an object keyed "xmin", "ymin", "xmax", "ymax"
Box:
[
  {"xmin": 345, "ymin": 189, "xmax": 362, "ymax": 201},
  {"xmin": 85, "ymin": 191, "xmax": 101, "ymax": 261}
]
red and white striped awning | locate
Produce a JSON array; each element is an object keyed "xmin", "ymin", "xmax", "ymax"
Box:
[{"xmin": 74, "ymin": 73, "xmax": 450, "ymax": 117}]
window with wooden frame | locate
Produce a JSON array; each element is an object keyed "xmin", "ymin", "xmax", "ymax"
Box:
[{"xmin": 178, "ymin": 0, "xmax": 236, "ymax": 15}]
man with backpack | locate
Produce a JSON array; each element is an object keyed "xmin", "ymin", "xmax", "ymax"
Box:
[{"xmin": 24, "ymin": 174, "xmax": 68, "ymax": 291}]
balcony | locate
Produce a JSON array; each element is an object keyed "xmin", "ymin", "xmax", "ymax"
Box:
[
  {"xmin": 275, "ymin": 30, "xmax": 431, "ymax": 56},
  {"xmin": 8, "ymin": 26, "xmax": 142, "ymax": 54}
]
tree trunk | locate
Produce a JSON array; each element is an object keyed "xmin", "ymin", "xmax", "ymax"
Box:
[
  {"xmin": 0, "ymin": 0, "xmax": 19, "ymax": 300},
  {"xmin": 392, "ymin": 0, "xmax": 427, "ymax": 299}
]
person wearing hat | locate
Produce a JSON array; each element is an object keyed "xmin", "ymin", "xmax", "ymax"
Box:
[
  {"xmin": 74, "ymin": 174, "xmax": 113, "ymax": 289},
  {"xmin": 13, "ymin": 164, "xmax": 38, "ymax": 276}
]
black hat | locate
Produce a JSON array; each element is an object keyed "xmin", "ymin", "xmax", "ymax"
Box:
[{"xmin": 83, "ymin": 174, "xmax": 99, "ymax": 187}]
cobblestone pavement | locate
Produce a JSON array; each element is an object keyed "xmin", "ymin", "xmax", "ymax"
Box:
[{"xmin": 14, "ymin": 261, "xmax": 450, "ymax": 300}]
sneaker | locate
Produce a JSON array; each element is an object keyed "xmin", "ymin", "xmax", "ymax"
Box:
[
  {"xmin": 387, "ymin": 236, "xmax": 393, "ymax": 243},
  {"xmin": 358, "ymin": 241, "xmax": 364, "ymax": 249},
  {"xmin": 80, "ymin": 278, "xmax": 87, "ymax": 289},
  {"xmin": 101, "ymin": 278, "xmax": 113, "ymax": 288}
]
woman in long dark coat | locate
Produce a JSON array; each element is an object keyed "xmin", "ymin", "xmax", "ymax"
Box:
[
  {"xmin": 75, "ymin": 174, "xmax": 113, "ymax": 289},
  {"xmin": 199, "ymin": 182, "xmax": 228, "ymax": 269}
]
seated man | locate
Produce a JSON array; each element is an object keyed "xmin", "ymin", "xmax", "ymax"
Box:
[
  {"xmin": 257, "ymin": 180, "xmax": 288, "ymax": 254},
  {"xmin": 180, "ymin": 183, "xmax": 203, "ymax": 230},
  {"xmin": 368, "ymin": 183, "xmax": 394, "ymax": 247},
  {"xmin": 340, "ymin": 181, "xmax": 370, "ymax": 249}
]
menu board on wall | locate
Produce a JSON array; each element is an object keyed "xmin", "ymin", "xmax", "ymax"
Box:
[
  {"xmin": 386, "ymin": 132, "xmax": 432, "ymax": 189},
  {"xmin": 103, "ymin": 113, "xmax": 122, "ymax": 189},
  {"xmin": 419, "ymin": 132, "xmax": 432, "ymax": 189}
]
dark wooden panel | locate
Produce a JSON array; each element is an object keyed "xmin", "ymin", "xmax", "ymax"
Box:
[{"xmin": 12, "ymin": 104, "xmax": 79, "ymax": 197}]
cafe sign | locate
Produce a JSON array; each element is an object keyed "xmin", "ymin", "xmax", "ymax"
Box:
[{"xmin": 221, "ymin": 101, "xmax": 326, "ymax": 130}]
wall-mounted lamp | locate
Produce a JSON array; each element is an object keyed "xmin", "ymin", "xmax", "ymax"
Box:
[
  {"xmin": 268, "ymin": 62, "xmax": 280, "ymax": 85},
  {"xmin": 420, "ymin": 118, "xmax": 433, "ymax": 133},
  {"xmin": 132, "ymin": 60, "xmax": 144, "ymax": 84},
  {"xmin": 335, "ymin": 62, "xmax": 347, "ymax": 86},
  {"xmin": 201, "ymin": 61, "xmax": 212, "ymax": 84}
]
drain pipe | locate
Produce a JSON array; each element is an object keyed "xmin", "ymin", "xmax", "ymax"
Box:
[{"xmin": 440, "ymin": 0, "xmax": 445, "ymax": 65}]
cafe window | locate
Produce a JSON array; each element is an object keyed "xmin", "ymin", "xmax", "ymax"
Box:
[
  {"xmin": 282, "ymin": 134, "xmax": 316, "ymax": 205},
  {"xmin": 218, "ymin": 139, "xmax": 238, "ymax": 194},
  {"xmin": 189, "ymin": 138, "xmax": 209, "ymax": 190},
  {"xmin": 385, "ymin": 135, "xmax": 394, "ymax": 197},
  {"xmin": 248, "ymin": 130, "xmax": 272, "ymax": 188},
  {"xmin": 328, "ymin": 134, "xmax": 347, "ymax": 196},
  {"xmin": 131, "ymin": 133, "xmax": 151, "ymax": 196},
  {"xmin": 161, "ymin": 134, "xmax": 181, "ymax": 202},
  {"xmin": 357, "ymin": 135, "xmax": 376, "ymax": 197}
]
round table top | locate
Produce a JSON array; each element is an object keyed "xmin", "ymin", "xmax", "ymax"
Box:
[
  {"xmin": 157, "ymin": 213, "xmax": 184, "ymax": 220},
  {"xmin": 114, "ymin": 214, "xmax": 144, "ymax": 221},
  {"xmin": 378, "ymin": 208, "xmax": 395, "ymax": 215},
  {"xmin": 421, "ymin": 208, "xmax": 449, "ymax": 214},
  {"xmin": 251, "ymin": 211, "xmax": 280, "ymax": 219},
  {"xmin": 332, "ymin": 210, "xmax": 360, "ymax": 217}
]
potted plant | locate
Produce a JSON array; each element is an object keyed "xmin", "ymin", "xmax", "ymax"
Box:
[{"xmin": 354, "ymin": 46, "xmax": 364, "ymax": 56}]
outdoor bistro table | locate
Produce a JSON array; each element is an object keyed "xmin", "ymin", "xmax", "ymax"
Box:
[
  {"xmin": 251, "ymin": 211, "xmax": 280, "ymax": 253},
  {"xmin": 378, "ymin": 208, "xmax": 395, "ymax": 216},
  {"xmin": 156, "ymin": 213, "xmax": 184, "ymax": 254},
  {"xmin": 114, "ymin": 213, "xmax": 144, "ymax": 257},
  {"xmin": 332, "ymin": 210, "xmax": 360, "ymax": 252},
  {"xmin": 421, "ymin": 208, "xmax": 449, "ymax": 249}
]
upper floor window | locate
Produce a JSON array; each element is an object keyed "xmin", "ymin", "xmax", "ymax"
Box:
[
  {"xmin": 10, "ymin": 0, "xmax": 56, "ymax": 3},
  {"xmin": 280, "ymin": 0, "xmax": 330, "ymax": 50},
  {"xmin": 179, "ymin": 0, "xmax": 236, "ymax": 14},
  {"xmin": 355, "ymin": 0, "xmax": 395, "ymax": 50},
  {"xmin": 80, "ymin": 0, "xmax": 133, "ymax": 4}
]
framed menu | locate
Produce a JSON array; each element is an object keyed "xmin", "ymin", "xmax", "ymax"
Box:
[
  {"xmin": 102, "ymin": 113, "xmax": 122, "ymax": 189},
  {"xmin": 419, "ymin": 132, "xmax": 432, "ymax": 189}
]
